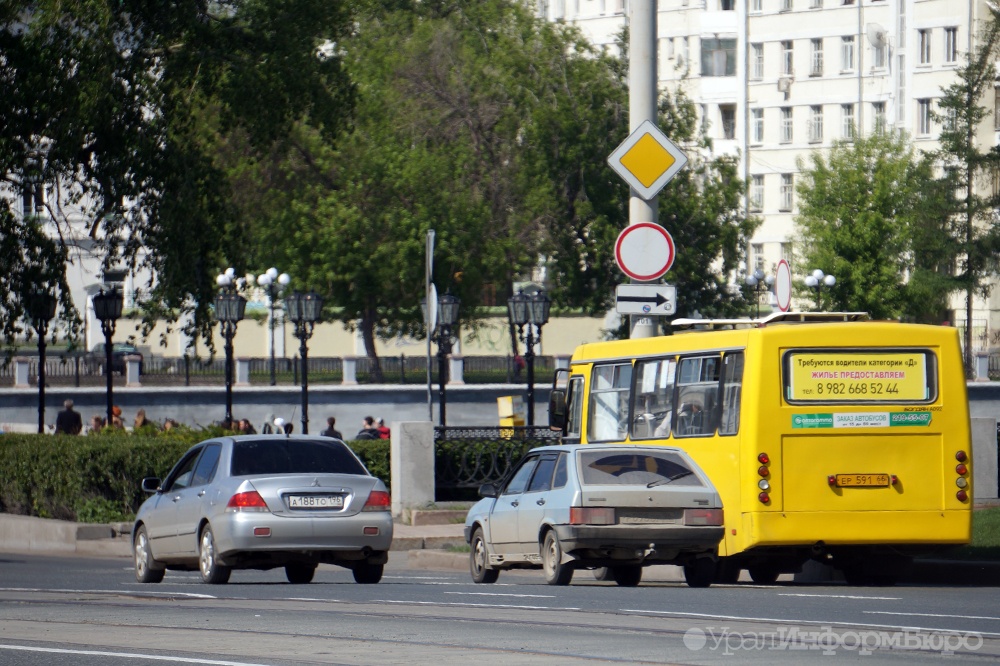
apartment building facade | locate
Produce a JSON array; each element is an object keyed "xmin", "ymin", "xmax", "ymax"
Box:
[{"xmin": 553, "ymin": 0, "xmax": 1000, "ymax": 344}]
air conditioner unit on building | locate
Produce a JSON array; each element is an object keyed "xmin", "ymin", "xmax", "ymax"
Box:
[{"xmin": 777, "ymin": 77, "xmax": 793, "ymax": 93}]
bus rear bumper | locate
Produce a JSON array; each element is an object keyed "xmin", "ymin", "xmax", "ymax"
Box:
[{"xmin": 744, "ymin": 510, "xmax": 972, "ymax": 548}]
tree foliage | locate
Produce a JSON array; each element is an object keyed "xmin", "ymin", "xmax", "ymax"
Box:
[{"xmin": 795, "ymin": 131, "xmax": 952, "ymax": 320}]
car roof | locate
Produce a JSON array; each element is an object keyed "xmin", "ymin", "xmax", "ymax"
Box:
[{"xmin": 527, "ymin": 443, "xmax": 686, "ymax": 456}]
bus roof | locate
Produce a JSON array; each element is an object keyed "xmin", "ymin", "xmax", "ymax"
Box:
[{"xmin": 671, "ymin": 311, "xmax": 870, "ymax": 331}]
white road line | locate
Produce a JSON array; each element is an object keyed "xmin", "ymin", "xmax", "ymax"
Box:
[
  {"xmin": 618, "ymin": 609, "xmax": 1000, "ymax": 638},
  {"xmin": 779, "ymin": 593, "xmax": 901, "ymax": 601},
  {"xmin": 0, "ymin": 587, "xmax": 216, "ymax": 599},
  {"xmin": 444, "ymin": 592, "xmax": 555, "ymax": 598},
  {"xmin": 865, "ymin": 610, "xmax": 1000, "ymax": 621},
  {"xmin": 375, "ymin": 599, "xmax": 579, "ymax": 611},
  {"xmin": 0, "ymin": 644, "xmax": 270, "ymax": 665}
]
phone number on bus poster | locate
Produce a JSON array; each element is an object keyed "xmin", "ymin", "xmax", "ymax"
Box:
[{"xmin": 787, "ymin": 352, "xmax": 929, "ymax": 402}]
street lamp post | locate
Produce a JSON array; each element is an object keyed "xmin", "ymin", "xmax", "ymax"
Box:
[
  {"xmin": 27, "ymin": 289, "xmax": 57, "ymax": 434},
  {"xmin": 804, "ymin": 269, "xmax": 836, "ymax": 311},
  {"xmin": 92, "ymin": 287, "xmax": 124, "ymax": 428},
  {"xmin": 744, "ymin": 268, "xmax": 774, "ymax": 319},
  {"xmin": 422, "ymin": 292, "xmax": 461, "ymax": 428},
  {"xmin": 215, "ymin": 269, "xmax": 247, "ymax": 426},
  {"xmin": 286, "ymin": 291, "xmax": 323, "ymax": 435},
  {"xmin": 507, "ymin": 289, "xmax": 551, "ymax": 427},
  {"xmin": 256, "ymin": 267, "xmax": 291, "ymax": 386}
]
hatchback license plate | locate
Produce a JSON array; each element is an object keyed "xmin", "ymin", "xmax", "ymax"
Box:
[
  {"xmin": 834, "ymin": 474, "xmax": 890, "ymax": 488},
  {"xmin": 288, "ymin": 494, "xmax": 344, "ymax": 509}
]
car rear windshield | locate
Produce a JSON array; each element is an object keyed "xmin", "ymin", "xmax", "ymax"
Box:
[
  {"xmin": 578, "ymin": 451, "xmax": 703, "ymax": 487},
  {"xmin": 231, "ymin": 439, "xmax": 368, "ymax": 477}
]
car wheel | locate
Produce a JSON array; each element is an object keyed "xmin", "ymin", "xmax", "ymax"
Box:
[
  {"xmin": 541, "ymin": 531, "xmax": 573, "ymax": 586},
  {"xmin": 285, "ymin": 563, "xmax": 317, "ymax": 584},
  {"xmin": 199, "ymin": 525, "xmax": 231, "ymax": 584},
  {"xmin": 592, "ymin": 567, "xmax": 613, "ymax": 581},
  {"xmin": 353, "ymin": 562, "xmax": 384, "ymax": 584},
  {"xmin": 470, "ymin": 528, "xmax": 499, "ymax": 584},
  {"xmin": 748, "ymin": 566, "xmax": 780, "ymax": 585},
  {"xmin": 610, "ymin": 565, "xmax": 643, "ymax": 587},
  {"xmin": 683, "ymin": 558, "xmax": 715, "ymax": 588},
  {"xmin": 714, "ymin": 557, "xmax": 741, "ymax": 584},
  {"xmin": 133, "ymin": 525, "xmax": 165, "ymax": 584}
]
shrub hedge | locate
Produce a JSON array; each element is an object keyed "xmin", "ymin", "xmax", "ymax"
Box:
[{"xmin": 0, "ymin": 430, "xmax": 391, "ymax": 523}]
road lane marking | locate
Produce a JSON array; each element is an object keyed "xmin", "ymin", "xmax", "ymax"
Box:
[
  {"xmin": 0, "ymin": 587, "xmax": 216, "ymax": 599},
  {"xmin": 779, "ymin": 593, "xmax": 901, "ymax": 601},
  {"xmin": 444, "ymin": 592, "xmax": 555, "ymax": 598},
  {"xmin": 865, "ymin": 610, "xmax": 1000, "ymax": 621},
  {"xmin": 375, "ymin": 599, "xmax": 579, "ymax": 611},
  {"xmin": 0, "ymin": 644, "xmax": 268, "ymax": 665},
  {"xmin": 619, "ymin": 609, "xmax": 1000, "ymax": 638}
]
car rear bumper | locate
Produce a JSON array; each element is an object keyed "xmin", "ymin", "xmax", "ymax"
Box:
[
  {"xmin": 552, "ymin": 523, "xmax": 724, "ymax": 553},
  {"xmin": 215, "ymin": 511, "xmax": 394, "ymax": 556}
]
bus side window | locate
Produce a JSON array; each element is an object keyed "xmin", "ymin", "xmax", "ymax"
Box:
[
  {"xmin": 587, "ymin": 363, "xmax": 632, "ymax": 442},
  {"xmin": 565, "ymin": 376, "xmax": 584, "ymax": 443},
  {"xmin": 675, "ymin": 356, "xmax": 722, "ymax": 437},
  {"xmin": 719, "ymin": 352, "xmax": 744, "ymax": 436},
  {"xmin": 632, "ymin": 357, "xmax": 676, "ymax": 440}
]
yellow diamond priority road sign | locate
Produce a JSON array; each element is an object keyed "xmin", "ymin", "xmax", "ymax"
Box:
[{"xmin": 607, "ymin": 120, "xmax": 688, "ymax": 201}]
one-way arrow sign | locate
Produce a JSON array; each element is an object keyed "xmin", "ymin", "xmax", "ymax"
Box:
[{"xmin": 615, "ymin": 284, "xmax": 677, "ymax": 316}]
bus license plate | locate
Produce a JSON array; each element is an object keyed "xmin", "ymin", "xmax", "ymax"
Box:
[
  {"xmin": 288, "ymin": 494, "xmax": 344, "ymax": 509},
  {"xmin": 834, "ymin": 474, "xmax": 890, "ymax": 488}
]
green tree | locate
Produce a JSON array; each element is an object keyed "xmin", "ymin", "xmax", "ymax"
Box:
[
  {"xmin": 795, "ymin": 131, "xmax": 951, "ymax": 320},
  {"xmin": 935, "ymin": 11, "xmax": 1000, "ymax": 373}
]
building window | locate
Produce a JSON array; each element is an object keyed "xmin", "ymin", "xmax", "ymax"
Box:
[
  {"xmin": 680, "ymin": 37, "xmax": 689, "ymax": 67},
  {"xmin": 919, "ymin": 29, "xmax": 931, "ymax": 65},
  {"xmin": 750, "ymin": 176, "xmax": 764, "ymax": 211},
  {"xmin": 811, "ymin": 39, "xmax": 824, "ymax": 76},
  {"xmin": 721, "ymin": 0, "xmax": 735, "ymax": 9},
  {"xmin": 873, "ymin": 101, "xmax": 886, "ymax": 132},
  {"xmin": 917, "ymin": 99, "xmax": 932, "ymax": 135},
  {"xmin": 841, "ymin": 36, "xmax": 855, "ymax": 72},
  {"xmin": 995, "ymin": 87, "xmax": 1000, "ymax": 130},
  {"xmin": 809, "ymin": 105, "xmax": 824, "ymax": 143},
  {"xmin": 720, "ymin": 104, "xmax": 737, "ymax": 139},
  {"xmin": 841, "ymin": 104, "xmax": 855, "ymax": 138},
  {"xmin": 873, "ymin": 42, "xmax": 887, "ymax": 69},
  {"xmin": 751, "ymin": 108, "xmax": 764, "ymax": 143},
  {"xmin": 781, "ymin": 107, "xmax": 793, "ymax": 143},
  {"xmin": 780, "ymin": 174, "xmax": 794, "ymax": 212},
  {"xmin": 781, "ymin": 242, "xmax": 793, "ymax": 263},
  {"xmin": 811, "ymin": 0, "xmax": 822, "ymax": 7},
  {"xmin": 751, "ymin": 43, "xmax": 764, "ymax": 80},
  {"xmin": 21, "ymin": 184, "xmax": 44, "ymax": 218},
  {"xmin": 781, "ymin": 0, "xmax": 792, "ymax": 11},
  {"xmin": 752, "ymin": 243, "xmax": 765, "ymax": 269},
  {"xmin": 701, "ymin": 38, "xmax": 738, "ymax": 77},
  {"xmin": 782, "ymin": 41, "xmax": 794, "ymax": 76},
  {"xmin": 897, "ymin": 54, "xmax": 906, "ymax": 121},
  {"xmin": 751, "ymin": 0, "xmax": 763, "ymax": 12},
  {"xmin": 843, "ymin": 0, "xmax": 854, "ymax": 4},
  {"xmin": 945, "ymin": 28, "xmax": 958, "ymax": 63}
]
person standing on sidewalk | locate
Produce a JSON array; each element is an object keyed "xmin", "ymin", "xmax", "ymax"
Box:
[
  {"xmin": 321, "ymin": 417, "xmax": 343, "ymax": 440},
  {"xmin": 55, "ymin": 400, "xmax": 83, "ymax": 435}
]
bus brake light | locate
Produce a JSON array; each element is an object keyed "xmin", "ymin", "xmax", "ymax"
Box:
[
  {"xmin": 758, "ymin": 453, "xmax": 770, "ymax": 465},
  {"xmin": 956, "ymin": 450, "xmax": 968, "ymax": 463}
]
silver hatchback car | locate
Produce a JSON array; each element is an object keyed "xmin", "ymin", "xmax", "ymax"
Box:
[
  {"xmin": 133, "ymin": 435, "xmax": 393, "ymax": 585},
  {"xmin": 464, "ymin": 444, "xmax": 724, "ymax": 587}
]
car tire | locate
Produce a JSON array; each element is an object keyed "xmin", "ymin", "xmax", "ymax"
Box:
[
  {"xmin": 470, "ymin": 528, "xmax": 499, "ymax": 584},
  {"xmin": 542, "ymin": 531, "xmax": 573, "ymax": 586},
  {"xmin": 133, "ymin": 525, "xmax": 165, "ymax": 584},
  {"xmin": 353, "ymin": 562, "xmax": 384, "ymax": 584},
  {"xmin": 285, "ymin": 563, "xmax": 317, "ymax": 584},
  {"xmin": 610, "ymin": 565, "xmax": 643, "ymax": 587},
  {"xmin": 683, "ymin": 558, "xmax": 715, "ymax": 588},
  {"xmin": 199, "ymin": 525, "xmax": 231, "ymax": 584},
  {"xmin": 592, "ymin": 567, "xmax": 613, "ymax": 581},
  {"xmin": 714, "ymin": 557, "xmax": 741, "ymax": 584},
  {"xmin": 748, "ymin": 566, "xmax": 780, "ymax": 585}
]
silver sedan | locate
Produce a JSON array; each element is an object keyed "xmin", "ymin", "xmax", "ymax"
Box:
[
  {"xmin": 464, "ymin": 444, "xmax": 724, "ymax": 587},
  {"xmin": 133, "ymin": 434, "xmax": 393, "ymax": 585}
]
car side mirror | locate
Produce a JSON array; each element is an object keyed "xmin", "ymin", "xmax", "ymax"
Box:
[
  {"xmin": 478, "ymin": 483, "xmax": 499, "ymax": 499},
  {"xmin": 141, "ymin": 477, "xmax": 161, "ymax": 494},
  {"xmin": 548, "ymin": 389, "xmax": 567, "ymax": 431}
]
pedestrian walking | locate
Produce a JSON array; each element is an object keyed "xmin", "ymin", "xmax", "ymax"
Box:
[
  {"xmin": 55, "ymin": 399, "xmax": 83, "ymax": 435},
  {"xmin": 321, "ymin": 417, "xmax": 343, "ymax": 440}
]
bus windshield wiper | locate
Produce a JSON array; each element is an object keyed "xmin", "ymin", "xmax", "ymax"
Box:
[{"xmin": 647, "ymin": 471, "xmax": 693, "ymax": 488}]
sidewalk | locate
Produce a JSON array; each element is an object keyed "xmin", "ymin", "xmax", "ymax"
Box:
[{"xmin": 3, "ymin": 512, "xmax": 1000, "ymax": 585}]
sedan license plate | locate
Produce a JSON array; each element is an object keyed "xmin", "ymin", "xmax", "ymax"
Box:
[
  {"xmin": 834, "ymin": 474, "xmax": 890, "ymax": 488},
  {"xmin": 288, "ymin": 494, "xmax": 344, "ymax": 509}
]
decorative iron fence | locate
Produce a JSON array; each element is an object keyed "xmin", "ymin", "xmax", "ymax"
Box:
[{"xmin": 433, "ymin": 425, "xmax": 563, "ymax": 501}]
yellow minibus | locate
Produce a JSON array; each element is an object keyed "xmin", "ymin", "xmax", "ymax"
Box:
[{"xmin": 548, "ymin": 312, "xmax": 972, "ymax": 585}]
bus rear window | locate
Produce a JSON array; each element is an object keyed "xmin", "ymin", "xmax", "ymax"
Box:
[{"xmin": 783, "ymin": 349, "xmax": 936, "ymax": 403}]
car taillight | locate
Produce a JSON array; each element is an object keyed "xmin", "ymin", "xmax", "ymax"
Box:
[
  {"xmin": 569, "ymin": 507, "xmax": 615, "ymax": 525},
  {"xmin": 226, "ymin": 490, "xmax": 269, "ymax": 512},
  {"xmin": 684, "ymin": 508, "xmax": 723, "ymax": 526},
  {"xmin": 363, "ymin": 490, "xmax": 391, "ymax": 512}
]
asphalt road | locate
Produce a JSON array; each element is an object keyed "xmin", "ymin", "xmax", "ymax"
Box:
[{"xmin": 1, "ymin": 553, "xmax": 999, "ymax": 665}]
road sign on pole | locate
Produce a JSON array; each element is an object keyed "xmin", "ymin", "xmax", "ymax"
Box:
[
  {"xmin": 607, "ymin": 120, "xmax": 688, "ymax": 201},
  {"xmin": 775, "ymin": 259, "xmax": 793, "ymax": 312},
  {"xmin": 615, "ymin": 284, "xmax": 677, "ymax": 316},
  {"xmin": 614, "ymin": 222, "xmax": 676, "ymax": 281}
]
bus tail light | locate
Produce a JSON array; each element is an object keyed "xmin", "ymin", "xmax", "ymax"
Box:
[
  {"xmin": 758, "ymin": 492, "xmax": 770, "ymax": 504},
  {"xmin": 957, "ymin": 490, "xmax": 969, "ymax": 502},
  {"xmin": 956, "ymin": 464, "xmax": 968, "ymax": 475},
  {"xmin": 569, "ymin": 507, "xmax": 615, "ymax": 525},
  {"xmin": 758, "ymin": 466, "xmax": 769, "ymax": 477},
  {"xmin": 758, "ymin": 453, "xmax": 770, "ymax": 465},
  {"xmin": 684, "ymin": 508, "xmax": 723, "ymax": 526},
  {"xmin": 956, "ymin": 450, "xmax": 968, "ymax": 463}
]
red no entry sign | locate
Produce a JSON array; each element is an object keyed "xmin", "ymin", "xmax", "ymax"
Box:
[{"xmin": 614, "ymin": 222, "xmax": 675, "ymax": 281}]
